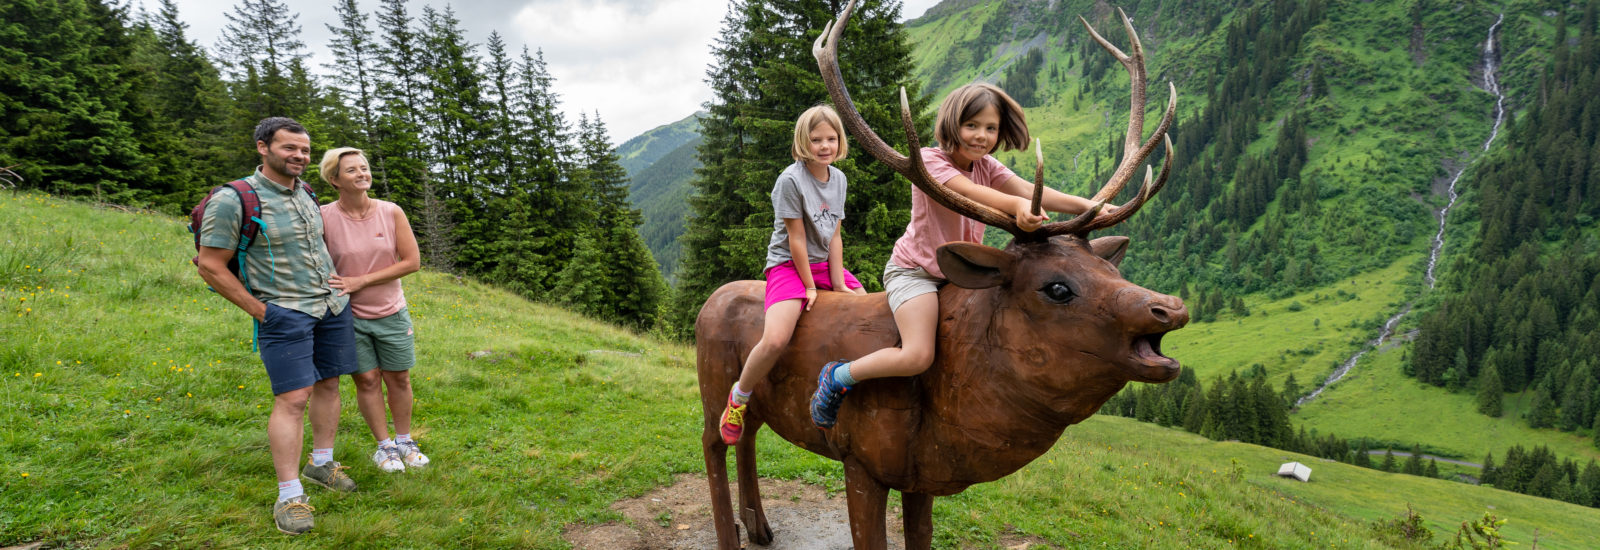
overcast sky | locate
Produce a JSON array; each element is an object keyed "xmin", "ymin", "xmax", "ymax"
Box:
[{"xmin": 159, "ymin": 0, "xmax": 943, "ymax": 142}]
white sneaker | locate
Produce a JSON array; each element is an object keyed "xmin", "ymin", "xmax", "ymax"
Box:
[
  {"xmin": 398, "ymin": 440, "xmax": 429, "ymax": 469},
  {"xmin": 371, "ymin": 444, "xmax": 405, "ymax": 473}
]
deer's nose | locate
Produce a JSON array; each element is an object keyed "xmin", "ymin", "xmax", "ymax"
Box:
[{"xmin": 1152, "ymin": 295, "xmax": 1189, "ymax": 328}]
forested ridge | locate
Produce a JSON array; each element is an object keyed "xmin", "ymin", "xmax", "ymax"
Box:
[{"xmin": 0, "ymin": 0, "xmax": 664, "ymax": 329}]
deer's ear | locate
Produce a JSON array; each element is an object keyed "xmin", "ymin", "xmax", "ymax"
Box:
[
  {"xmin": 937, "ymin": 242, "xmax": 1015, "ymax": 289},
  {"xmin": 1089, "ymin": 236, "xmax": 1130, "ymax": 267}
]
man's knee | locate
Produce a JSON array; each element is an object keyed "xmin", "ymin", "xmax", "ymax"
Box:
[
  {"xmin": 275, "ymin": 387, "xmax": 313, "ymax": 410},
  {"xmin": 383, "ymin": 371, "xmax": 412, "ymax": 392}
]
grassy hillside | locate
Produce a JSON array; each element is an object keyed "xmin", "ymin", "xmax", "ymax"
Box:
[
  {"xmin": 616, "ymin": 112, "xmax": 702, "ymax": 177},
  {"xmin": 5, "ymin": 190, "xmax": 1599, "ymax": 548}
]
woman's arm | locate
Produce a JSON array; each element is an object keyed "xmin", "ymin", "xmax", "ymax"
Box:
[
  {"xmin": 329, "ymin": 205, "xmax": 423, "ymax": 296},
  {"xmin": 785, "ymin": 218, "xmax": 818, "ymax": 310}
]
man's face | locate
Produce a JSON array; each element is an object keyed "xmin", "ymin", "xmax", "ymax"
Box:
[{"xmin": 257, "ymin": 130, "xmax": 311, "ymax": 180}]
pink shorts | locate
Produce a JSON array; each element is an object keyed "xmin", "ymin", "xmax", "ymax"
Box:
[{"xmin": 764, "ymin": 261, "xmax": 863, "ymax": 311}]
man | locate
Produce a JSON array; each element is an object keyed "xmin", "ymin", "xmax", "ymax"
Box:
[{"xmin": 196, "ymin": 117, "xmax": 358, "ymax": 535}]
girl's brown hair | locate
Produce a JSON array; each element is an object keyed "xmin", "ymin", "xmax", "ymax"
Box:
[{"xmin": 933, "ymin": 83, "xmax": 1029, "ymax": 155}]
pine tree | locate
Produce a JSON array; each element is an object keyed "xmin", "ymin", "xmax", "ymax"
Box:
[
  {"xmin": 1404, "ymin": 444, "xmax": 1423, "ymax": 475},
  {"xmin": 1381, "ymin": 449, "xmax": 1397, "ymax": 472},
  {"xmin": 670, "ymin": 0, "xmax": 930, "ymax": 337},
  {"xmin": 1425, "ymin": 459, "xmax": 1440, "ymax": 479},
  {"xmin": 1354, "ymin": 440, "xmax": 1372, "ymax": 468},
  {"xmin": 1529, "ymin": 376, "xmax": 1558, "ymax": 429},
  {"xmin": 0, "ymin": 0, "xmax": 152, "ymax": 202},
  {"xmin": 1477, "ymin": 362, "xmax": 1504, "ymax": 417},
  {"xmin": 552, "ymin": 114, "xmax": 667, "ymax": 330},
  {"xmin": 216, "ymin": 0, "xmax": 322, "ymax": 167},
  {"xmin": 1481, "ymin": 452, "xmax": 1496, "ymax": 486},
  {"xmin": 137, "ymin": 0, "xmax": 233, "ymax": 205},
  {"xmin": 324, "ymin": 0, "xmax": 383, "ymax": 186}
]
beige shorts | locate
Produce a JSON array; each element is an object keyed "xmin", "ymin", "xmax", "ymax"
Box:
[{"xmin": 883, "ymin": 262, "xmax": 944, "ymax": 312}]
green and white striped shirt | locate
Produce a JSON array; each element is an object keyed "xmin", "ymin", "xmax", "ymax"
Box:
[{"xmin": 198, "ymin": 169, "xmax": 347, "ymax": 318}]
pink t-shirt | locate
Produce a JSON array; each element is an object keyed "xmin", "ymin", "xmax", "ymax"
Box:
[
  {"xmin": 889, "ymin": 147, "xmax": 1017, "ymax": 279},
  {"xmin": 321, "ymin": 199, "xmax": 407, "ymax": 319}
]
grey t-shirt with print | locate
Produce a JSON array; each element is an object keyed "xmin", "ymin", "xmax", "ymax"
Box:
[{"xmin": 764, "ymin": 161, "xmax": 847, "ymax": 272}]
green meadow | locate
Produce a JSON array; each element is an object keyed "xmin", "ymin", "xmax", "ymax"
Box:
[{"xmin": 4, "ymin": 190, "xmax": 1599, "ymax": 548}]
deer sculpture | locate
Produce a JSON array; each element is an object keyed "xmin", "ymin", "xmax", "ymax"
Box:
[{"xmin": 695, "ymin": 3, "xmax": 1184, "ymax": 548}]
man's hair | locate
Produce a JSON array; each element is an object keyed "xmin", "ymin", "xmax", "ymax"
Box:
[
  {"xmin": 791, "ymin": 104, "xmax": 849, "ymax": 163},
  {"xmin": 319, "ymin": 147, "xmax": 367, "ymax": 188},
  {"xmin": 933, "ymin": 83, "xmax": 1029, "ymax": 155},
  {"xmin": 254, "ymin": 117, "xmax": 309, "ymax": 146}
]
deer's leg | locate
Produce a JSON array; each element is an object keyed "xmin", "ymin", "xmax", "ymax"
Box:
[
  {"xmin": 734, "ymin": 418, "xmax": 773, "ymax": 545},
  {"xmin": 703, "ymin": 393, "xmax": 741, "ymax": 549},
  {"xmin": 843, "ymin": 456, "xmax": 890, "ymax": 550},
  {"xmin": 901, "ymin": 491, "xmax": 934, "ymax": 550}
]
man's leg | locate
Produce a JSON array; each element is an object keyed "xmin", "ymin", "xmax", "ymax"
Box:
[
  {"xmin": 268, "ymin": 387, "xmax": 313, "ymax": 483},
  {"xmin": 308, "ymin": 375, "xmax": 341, "ymax": 453}
]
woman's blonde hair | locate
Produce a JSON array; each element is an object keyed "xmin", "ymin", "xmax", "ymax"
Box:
[
  {"xmin": 791, "ymin": 105, "xmax": 849, "ymax": 163},
  {"xmin": 318, "ymin": 147, "xmax": 367, "ymax": 188},
  {"xmin": 934, "ymin": 83, "xmax": 1029, "ymax": 155}
]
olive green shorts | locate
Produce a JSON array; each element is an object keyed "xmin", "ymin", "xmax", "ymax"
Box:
[{"xmin": 353, "ymin": 307, "xmax": 416, "ymax": 373}]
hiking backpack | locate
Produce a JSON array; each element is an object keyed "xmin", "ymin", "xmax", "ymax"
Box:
[{"xmin": 188, "ymin": 179, "xmax": 316, "ymax": 292}]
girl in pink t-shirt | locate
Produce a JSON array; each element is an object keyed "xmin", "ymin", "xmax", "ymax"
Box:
[
  {"xmin": 318, "ymin": 147, "xmax": 429, "ymax": 472},
  {"xmin": 810, "ymin": 83, "xmax": 1111, "ymax": 428}
]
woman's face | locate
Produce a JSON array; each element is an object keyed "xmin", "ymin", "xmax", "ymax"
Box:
[{"xmin": 334, "ymin": 154, "xmax": 372, "ymax": 191}]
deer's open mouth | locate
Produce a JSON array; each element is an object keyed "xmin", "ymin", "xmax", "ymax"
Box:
[{"xmin": 1130, "ymin": 332, "xmax": 1181, "ymax": 381}]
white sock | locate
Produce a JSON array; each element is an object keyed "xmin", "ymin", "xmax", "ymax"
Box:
[
  {"xmin": 310, "ymin": 448, "xmax": 333, "ymax": 466},
  {"xmin": 731, "ymin": 382, "xmax": 752, "ymax": 405},
  {"xmin": 378, "ymin": 438, "xmax": 396, "ymax": 449},
  {"xmin": 278, "ymin": 479, "xmax": 304, "ymax": 501},
  {"xmin": 396, "ymin": 434, "xmax": 412, "ymax": 444}
]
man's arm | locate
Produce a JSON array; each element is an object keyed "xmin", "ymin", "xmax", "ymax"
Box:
[{"xmin": 197, "ymin": 245, "xmax": 267, "ymax": 321}]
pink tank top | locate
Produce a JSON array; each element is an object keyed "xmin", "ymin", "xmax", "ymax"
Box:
[{"xmin": 321, "ymin": 199, "xmax": 406, "ymax": 319}]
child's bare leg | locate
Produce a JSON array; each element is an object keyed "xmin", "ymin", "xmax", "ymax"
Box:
[
  {"xmin": 735, "ymin": 299, "xmax": 804, "ymax": 393},
  {"xmin": 842, "ymin": 292, "xmax": 938, "ymax": 381}
]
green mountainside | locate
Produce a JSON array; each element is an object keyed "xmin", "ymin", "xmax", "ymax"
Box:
[
  {"xmin": 4, "ymin": 191, "xmax": 1597, "ymax": 547},
  {"xmin": 617, "ymin": 112, "xmax": 703, "ymax": 176}
]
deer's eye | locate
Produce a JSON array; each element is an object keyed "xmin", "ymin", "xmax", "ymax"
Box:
[{"xmin": 1041, "ymin": 282, "xmax": 1076, "ymax": 304}]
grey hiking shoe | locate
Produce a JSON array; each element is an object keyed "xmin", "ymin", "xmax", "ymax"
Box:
[
  {"xmin": 372, "ymin": 444, "xmax": 405, "ymax": 473},
  {"xmin": 273, "ymin": 495, "xmax": 315, "ymax": 534},
  {"xmin": 301, "ymin": 460, "xmax": 357, "ymax": 492},
  {"xmin": 398, "ymin": 440, "xmax": 429, "ymax": 469}
]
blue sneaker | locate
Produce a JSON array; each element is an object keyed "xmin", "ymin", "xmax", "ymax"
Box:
[{"xmin": 810, "ymin": 360, "xmax": 852, "ymax": 429}]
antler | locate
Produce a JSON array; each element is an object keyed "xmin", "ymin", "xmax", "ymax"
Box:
[
  {"xmin": 814, "ymin": 2, "xmax": 1176, "ymax": 239},
  {"xmin": 814, "ymin": 0, "xmax": 1025, "ymax": 233},
  {"xmin": 1040, "ymin": 9, "xmax": 1177, "ymax": 237}
]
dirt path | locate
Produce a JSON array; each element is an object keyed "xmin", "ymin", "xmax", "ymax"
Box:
[{"xmin": 562, "ymin": 474, "xmax": 1057, "ymax": 549}]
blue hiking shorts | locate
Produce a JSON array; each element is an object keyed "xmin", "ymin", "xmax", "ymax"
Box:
[{"xmin": 258, "ymin": 303, "xmax": 359, "ymax": 395}]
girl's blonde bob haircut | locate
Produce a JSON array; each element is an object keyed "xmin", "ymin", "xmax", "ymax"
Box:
[
  {"xmin": 934, "ymin": 83, "xmax": 1029, "ymax": 155},
  {"xmin": 791, "ymin": 104, "xmax": 849, "ymax": 163},
  {"xmin": 318, "ymin": 147, "xmax": 367, "ymax": 189}
]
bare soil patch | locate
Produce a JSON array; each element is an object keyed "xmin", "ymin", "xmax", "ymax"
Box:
[{"xmin": 563, "ymin": 474, "xmax": 1062, "ymax": 549}]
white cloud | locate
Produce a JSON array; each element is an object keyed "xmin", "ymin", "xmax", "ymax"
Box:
[{"xmin": 509, "ymin": 0, "xmax": 724, "ymax": 139}]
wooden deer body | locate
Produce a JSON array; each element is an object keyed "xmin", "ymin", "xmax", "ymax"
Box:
[{"xmin": 697, "ymin": 3, "xmax": 1183, "ymax": 548}]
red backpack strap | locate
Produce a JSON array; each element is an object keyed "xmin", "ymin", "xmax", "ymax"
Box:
[{"xmin": 226, "ymin": 179, "xmax": 262, "ymax": 245}]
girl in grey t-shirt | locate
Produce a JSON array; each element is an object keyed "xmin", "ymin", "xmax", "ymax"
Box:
[{"xmin": 718, "ymin": 105, "xmax": 867, "ymax": 445}]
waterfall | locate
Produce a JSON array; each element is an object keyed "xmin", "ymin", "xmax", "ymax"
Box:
[{"xmin": 1298, "ymin": 12, "xmax": 1507, "ymax": 408}]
